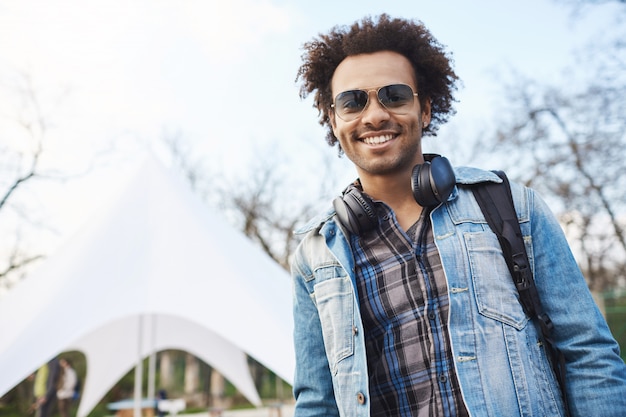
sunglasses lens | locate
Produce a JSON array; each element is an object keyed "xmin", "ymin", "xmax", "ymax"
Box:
[
  {"xmin": 334, "ymin": 90, "xmax": 369, "ymax": 119},
  {"xmin": 378, "ymin": 84, "xmax": 415, "ymax": 109},
  {"xmin": 332, "ymin": 84, "xmax": 416, "ymax": 121}
]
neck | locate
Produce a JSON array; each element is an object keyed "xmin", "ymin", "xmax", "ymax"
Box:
[{"xmin": 359, "ymin": 169, "xmax": 423, "ymax": 232}]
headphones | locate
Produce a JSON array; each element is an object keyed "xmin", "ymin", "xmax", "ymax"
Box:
[{"xmin": 333, "ymin": 154, "xmax": 455, "ymax": 235}]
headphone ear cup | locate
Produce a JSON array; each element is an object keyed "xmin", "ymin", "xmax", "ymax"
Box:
[
  {"xmin": 412, "ymin": 162, "xmax": 437, "ymax": 207},
  {"xmin": 411, "ymin": 156, "xmax": 455, "ymax": 207},
  {"xmin": 333, "ymin": 186, "xmax": 378, "ymax": 235}
]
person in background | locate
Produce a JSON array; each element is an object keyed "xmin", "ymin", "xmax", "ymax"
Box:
[
  {"xmin": 32, "ymin": 358, "xmax": 61, "ymax": 417},
  {"xmin": 56, "ymin": 358, "xmax": 77, "ymax": 417},
  {"xmin": 31, "ymin": 363, "xmax": 48, "ymax": 416},
  {"xmin": 291, "ymin": 14, "xmax": 626, "ymax": 417},
  {"xmin": 156, "ymin": 389, "xmax": 167, "ymax": 417}
]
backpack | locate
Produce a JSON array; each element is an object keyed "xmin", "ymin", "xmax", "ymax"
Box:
[{"xmin": 470, "ymin": 171, "xmax": 570, "ymax": 417}]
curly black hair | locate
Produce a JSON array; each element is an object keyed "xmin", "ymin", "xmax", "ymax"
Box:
[{"xmin": 297, "ymin": 14, "xmax": 459, "ymax": 147}]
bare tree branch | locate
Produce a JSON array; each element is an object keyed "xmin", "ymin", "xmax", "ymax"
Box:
[
  {"xmin": 484, "ymin": 16, "xmax": 626, "ymax": 290},
  {"xmin": 0, "ymin": 73, "xmax": 45, "ymax": 210}
]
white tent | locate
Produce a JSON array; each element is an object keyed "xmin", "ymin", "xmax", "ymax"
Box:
[{"xmin": 0, "ymin": 156, "xmax": 295, "ymax": 417}]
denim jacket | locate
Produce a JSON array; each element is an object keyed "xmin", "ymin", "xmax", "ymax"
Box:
[{"xmin": 291, "ymin": 166, "xmax": 626, "ymax": 417}]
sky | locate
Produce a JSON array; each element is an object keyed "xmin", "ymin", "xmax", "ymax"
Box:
[{"xmin": 0, "ymin": 0, "xmax": 622, "ymax": 289}]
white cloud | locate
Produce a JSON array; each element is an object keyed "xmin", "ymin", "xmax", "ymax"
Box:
[
  {"xmin": 0, "ymin": 0, "xmax": 292, "ymax": 79},
  {"xmin": 0, "ymin": 0, "xmax": 295, "ymax": 160}
]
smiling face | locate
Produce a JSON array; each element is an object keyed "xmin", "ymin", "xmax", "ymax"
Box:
[{"xmin": 330, "ymin": 50, "xmax": 431, "ymax": 181}]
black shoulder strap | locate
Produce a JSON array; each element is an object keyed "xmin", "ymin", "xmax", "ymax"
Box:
[{"xmin": 471, "ymin": 171, "xmax": 570, "ymax": 417}]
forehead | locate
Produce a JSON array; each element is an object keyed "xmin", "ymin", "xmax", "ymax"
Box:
[{"xmin": 331, "ymin": 50, "xmax": 416, "ymax": 95}]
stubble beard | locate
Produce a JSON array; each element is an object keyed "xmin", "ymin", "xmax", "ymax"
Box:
[{"xmin": 346, "ymin": 124, "xmax": 423, "ymax": 177}]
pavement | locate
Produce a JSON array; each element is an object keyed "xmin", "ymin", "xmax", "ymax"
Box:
[{"xmin": 182, "ymin": 403, "xmax": 294, "ymax": 417}]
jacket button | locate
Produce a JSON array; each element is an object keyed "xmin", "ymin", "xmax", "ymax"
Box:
[
  {"xmin": 356, "ymin": 392, "xmax": 366, "ymax": 405},
  {"xmin": 352, "ymin": 326, "xmax": 358, "ymax": 335}
]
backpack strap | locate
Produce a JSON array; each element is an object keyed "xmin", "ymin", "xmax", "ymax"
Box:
[{"xmin": 471, "ymin": 171, "xmax": 570, "ymax": 417}]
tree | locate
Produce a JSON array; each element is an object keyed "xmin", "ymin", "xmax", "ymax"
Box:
[
  {"xmin": 163, "ymin": 133, "xmax": 341, "ymax": 270},
  {"xmin": 0, "ymin": 70, "xmax": 118, "ymax": 295},
  {"xmin": 0, "ymin": 73, "xmax": 49, "ymax": 290},
  {"xmin": 161, "ymin": 132, "xmax": 345, "ymax": 405},
  {"xmin": 483, "ymin": 1, "xmax": 626, "ymax": 291}
]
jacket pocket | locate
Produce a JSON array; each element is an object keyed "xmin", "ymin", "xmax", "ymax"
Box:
[
  {"xmin": 465, "ymin": 231, "xmax": 529, "ymax": 329},
  {"xmin": 314, "ymin": 274, "xmax": 355, "ymax": 372}
]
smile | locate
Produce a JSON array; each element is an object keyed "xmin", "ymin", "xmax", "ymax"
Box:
[{"xmin": 362, "ymin": 134, "xmax": 394, "ymax": 145}]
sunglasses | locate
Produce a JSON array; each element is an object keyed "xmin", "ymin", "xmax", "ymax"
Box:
[{"xmin": 331, "ymin": 83, "xmax": 419, "ymax": 122}]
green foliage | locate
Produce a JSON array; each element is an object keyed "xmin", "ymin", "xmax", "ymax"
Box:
[
  {"xmin": 605, "ymin": 291, "xmax": 626, "ymax": 361},
  {"xmin": 1, "ymin": 349, "xmax": 294, "ymax": 417},
  {"xmin": 0, "ymin": 351, "xmax": 87, "ymax": 417}
]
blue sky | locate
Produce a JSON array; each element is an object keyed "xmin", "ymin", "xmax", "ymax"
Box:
[
  {"xmin": 1, "ymin": 0, "xmax": 613, "ymax": 166},
  {"xmin": 1, "ymin": 0, "xmax": 614, "ymax": 158},
  {"xmin": 0, "ymin": 0, "xmax": 621, "ymax": 276}
]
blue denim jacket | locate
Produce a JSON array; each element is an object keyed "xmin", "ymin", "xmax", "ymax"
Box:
[{"xmin": 291, "ymin": 167, "xmax": 626, "ymax": 417}]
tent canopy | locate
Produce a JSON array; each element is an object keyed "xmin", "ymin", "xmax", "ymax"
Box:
[{"xmin": 0, "ymin": 156, "xmax": 295, "ymax": 417}]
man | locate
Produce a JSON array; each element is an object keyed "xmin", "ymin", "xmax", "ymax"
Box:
[
  {"xmin": 56, "ymin": 358, "xmax": 77, "ymax": 417},
  {"xmin": 32, "ymin": 358, "xmax": 61, "ymax": 417},
  {"xmin": 291, "ymin": 14, "xmax": 626, "ymax": 417},
  {"xmin": 31, "ymin": 363, "xmax": 48, "ymax": 416}
]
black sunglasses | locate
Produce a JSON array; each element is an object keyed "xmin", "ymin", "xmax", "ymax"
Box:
[{"xmin": 331, "ymin": 83, "xmax": 418, "ymax": 121}]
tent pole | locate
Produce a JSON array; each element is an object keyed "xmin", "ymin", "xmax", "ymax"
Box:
[
  {"xmin": 148, "ymin": 314, "xmax": 156, "ymax": 401},
  {"xmin": 134, "ymin": 314, "xmax": 143, "ymax": 417}
]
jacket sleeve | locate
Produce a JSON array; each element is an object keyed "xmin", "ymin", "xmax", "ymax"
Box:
[
  {"xmin": 526, "ymin": 186, "xmax": 626, "ymax": 416},
  {"xmin": 291, "ymin": 240, "xmax": 341, "ymax": 417}
]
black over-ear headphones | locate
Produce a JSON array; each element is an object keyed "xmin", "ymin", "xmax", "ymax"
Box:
[{"xmin": 333, "ymin": 154, "xmax": 456, "ymax": 235}]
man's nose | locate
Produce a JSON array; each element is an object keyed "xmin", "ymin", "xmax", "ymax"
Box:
[{"xmin": 360, "ymin": 93, "xmax": 390, "ymax": 125}]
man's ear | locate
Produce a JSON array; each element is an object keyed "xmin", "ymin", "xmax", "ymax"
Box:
[{"xmin": 421, "ymin": 99, "xmax": 432, "ymax": 128}]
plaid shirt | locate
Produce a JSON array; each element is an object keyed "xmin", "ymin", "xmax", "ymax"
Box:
[{"xmin": 352, "ymin": 202, "xmax": 469, "ymax": 417}]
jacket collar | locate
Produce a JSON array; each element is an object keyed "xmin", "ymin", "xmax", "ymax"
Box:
[{"xmin": 295, "ymin": 166, "xmax": 503, "ymax": 235}]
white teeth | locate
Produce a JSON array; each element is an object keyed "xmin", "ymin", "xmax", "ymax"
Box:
[{"xmin": 363, "ymin": 134, "xmax": 393, "ymax": 145}]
